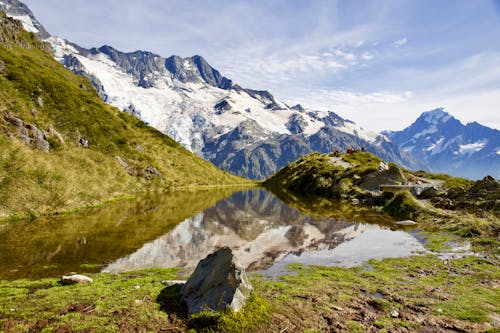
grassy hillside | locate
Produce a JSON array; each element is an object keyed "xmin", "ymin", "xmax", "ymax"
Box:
[{"xmin": 0, "ymin": 12, "xmax": 250, "ymax": 219}]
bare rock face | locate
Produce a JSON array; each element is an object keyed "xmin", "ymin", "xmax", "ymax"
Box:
[
  {"xmin": 180, "ymin": 247, "xmax": 252, "ymax": 314},
  {"xmin": 360, "ymin": 165, "xmax": 406, "ymax": 192},
  {"xmin": 26, "ymin": 124, "xmax": 50, "ymax": 152}
]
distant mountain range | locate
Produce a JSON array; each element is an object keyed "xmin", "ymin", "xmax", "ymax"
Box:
[
  {"xmin": 385, "ymin": 108, "xmax": 499, "ymax": 179},
  {"xmin": 1, "ymin": 0, "xmax": 497, "ymax": 180}
]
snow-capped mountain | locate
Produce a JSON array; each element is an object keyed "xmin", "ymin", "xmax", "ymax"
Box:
[
  {"xmin": 1, "ymin": 0, "xmax": 421, "ymax": 179},
  {"xmin": 385, "ymin": 108, "xmax": 500, "ymax": 179},
  {"xmin": 0, "ymin": 0, "xmax": 48, "ymax": 38}
]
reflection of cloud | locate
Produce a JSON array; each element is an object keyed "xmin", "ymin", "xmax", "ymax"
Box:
[{"xmin": 393, "ymin": 37, "xmax": 408, "ymax": 46}]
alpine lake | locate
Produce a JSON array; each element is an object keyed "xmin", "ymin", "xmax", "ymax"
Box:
[{"xmin": 0, "ymin": 188, "xmax": 471, "ymax": 281}]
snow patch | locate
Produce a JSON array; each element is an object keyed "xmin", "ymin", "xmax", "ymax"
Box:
[
  {"xmin": 414, "ymin": 125, "xmax": 438, "ymax": 138},
  {"xmin": 458, "ymin": 140, "xmax": 488, "ymax": 155},
  {"xmin": 7, "ymin": 14, "xmax": 38, "ymax": 33},
  {"xmin": 423, "ymin": 109, "xmax": 450, "ymax": 125},
  {"xmin": 47, "ymin": 37, "xmax": 79, "ymax": 61},
  {"xmin": 336, "ymin": 122, "xmax": 379, "ymax": 143}
]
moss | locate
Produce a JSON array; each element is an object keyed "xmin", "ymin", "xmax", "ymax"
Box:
[
  {"xmin": 265, "ymin": 151, "xmax": 383, "ymax": 199},
  {"xmin": 0, "ymin": 255, "xmax": 497, "ymax": 332},
  {"xmin": 382, "ymin": 191, "xmax": 431, "ymax": 220}
]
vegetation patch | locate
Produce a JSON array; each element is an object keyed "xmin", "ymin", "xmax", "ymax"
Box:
[{"xmin": 1, "ymin": 256, "xmax": 497, "ymax": 332}]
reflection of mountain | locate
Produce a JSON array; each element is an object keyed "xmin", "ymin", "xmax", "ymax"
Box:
[
  {"xmin": 0, "ymin": 188, "xmax": 237, "ymax": 280},
  {"xmin": 104, "ymin": 189, "xmax": 388, "ymax": 273}
]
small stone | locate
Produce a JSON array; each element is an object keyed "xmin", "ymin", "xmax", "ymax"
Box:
[
  {"xmin": 60, "ymin": 274, "xmax": 93, "ymax": 285},
  {"xmin": 395, "ymin": 220, "xmax": 418, "ymax": 226},
  {"xmin": 391, "ymin": 310, "xmax": 400, "ymax": 318},
  {"xmin": 161, "ymin": 280, "xmax": 186, "ymax": 286},
  {"xmin": 9, "ymin": 308, "xmax": 15, "ymax": 312},
  {"xmin": 133, "ymin": 285, "xmax": 140, "ymax": 289},
  {"xmin": 437, "ymin": 308, "xmax": 443, "ymax": 313},
  {"xmin": 134, "ymin": 299, "xmax": 143, "ymax": 305},
  {"xmin": 116, "ymin": 156, "xmax": 129, "ymax": 168},
  {"xmin": 351, "ymin": 198, "xmax": 359, "ymax": 205}
]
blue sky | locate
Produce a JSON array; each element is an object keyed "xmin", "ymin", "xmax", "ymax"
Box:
[{"xmin": 23, "ymin": 0, "xmax": 500, "ymax": 130}]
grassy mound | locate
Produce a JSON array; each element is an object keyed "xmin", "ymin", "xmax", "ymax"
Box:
[{"xmin": 264, "ymin": 151, "xmax": 383, "ymax": 199}]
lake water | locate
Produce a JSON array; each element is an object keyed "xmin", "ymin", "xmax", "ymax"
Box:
[{"xmin": 0, "ymin": 188, "xmax": 449, "ymax": 280}]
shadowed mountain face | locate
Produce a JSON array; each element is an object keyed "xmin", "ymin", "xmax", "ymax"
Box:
[
  {"xmin": 0, "ymin": 0, "xmax": 421, "ymax": 179},
  {"xmin": 385, "ymin": 108, "xmax": 500, "ymax": 179}
]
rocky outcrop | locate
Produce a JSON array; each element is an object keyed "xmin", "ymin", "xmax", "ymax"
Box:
[
  {"xmin": 432, "ymin": 176, "xmax": 499, "ymax": 212},
  {"xmin": 26, "ymin": 124, "xmax": 49, "ymax": 152},
  {"xmin": 180, "ymin": 247, "xmax": 252, "ymax": 314},
  {"xmin": 5, "ymin": 116, "xmax": 50, "ymax": 151},
  {"xmin": 359, "ymin": 165, "xmax": 406, "ymax": 192}
]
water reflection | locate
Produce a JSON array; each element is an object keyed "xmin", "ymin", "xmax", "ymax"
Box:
[
  {"xmin": 1, "ymin": 188, "xmax": 435, "ymax": 280},
  {"xmin": 0, "ymin": 188, "xmax": 239, "ymax": 280},
  {"xmin": 104, "ymin": 189, "xmax": 424, "ymax": 276}
]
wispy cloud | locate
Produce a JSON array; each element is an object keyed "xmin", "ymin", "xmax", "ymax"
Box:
[
  {"xmin": 22, "ymin": 0, "xmax": 500, "ymax": 131},
  {"xmin": 393, "ymin": 37, "xmax": 408, "ymax": 47}
]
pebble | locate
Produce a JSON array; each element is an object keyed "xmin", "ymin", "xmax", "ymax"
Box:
[
  {"xmin": 161, "ymin": 280, "xmax": 187, "ymax": 286},
  {"xmin": 133, "ymin": 285, "xmax": 141, "ymax": 289},
  {"xmin": 395, "ymin": 220, "xmax": 418, "ymax": 226},
  {"xmin": 390, "ymin": 310, "xmax": 400, "ymax": 318}
]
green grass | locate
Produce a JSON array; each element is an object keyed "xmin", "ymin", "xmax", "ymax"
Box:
[
  {"xmin": 382, "ymin": 191, "xmax": 431, "ymax": 220},
  {"xmin": 2, "ymin": 256, "xmax": 497, "ymax": 332},
  {"xmin": 412, "ymin": 170, "xmax": 473, "ymax": 189},
  {"xmin": 0, "ymin": 12, "xmax": 252, "ymax": 219},
  {"xmin": 264, "ymin": 151, "xmax": 382, "ymax": 199}
]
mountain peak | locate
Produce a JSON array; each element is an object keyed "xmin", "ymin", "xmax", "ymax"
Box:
[
  {"xmin": 0, "ymin": 0, "xmax": 50, "ymax": 39},
  {"xmin": 419, "ymin": 108, "xmax": 453, "ymax": 125},
  {"xmin": 165, "ymin": 54, "xmax": 233, "ymax": 89}
]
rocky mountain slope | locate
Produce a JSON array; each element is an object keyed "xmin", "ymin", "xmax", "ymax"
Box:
[
  {"xmin": 384, "ymin": 108, "xmax": 500, "ymax": 179},
  {"xmin": 0, "ymin": 0, "xmax": 421, "ymax": 179},
  {"xmin": 0, "ymin": 11, "xmax": 246, "ymax": 219}
]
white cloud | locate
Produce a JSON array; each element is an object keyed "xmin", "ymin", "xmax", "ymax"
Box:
[
  {"xmin": 393, "ymin": 37, "xmax": 408, "ymax": 47},
  {"xmin": 361, "ymin": 52, "xmax": 374, "ymax": 60}
]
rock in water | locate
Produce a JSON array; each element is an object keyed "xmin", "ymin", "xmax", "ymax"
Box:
[
  {"xmin": 180, "ymin": 247, "xmax": 252, "ymax": 314},
  {"xmin": 60, "ymin": 274, "xmax": 93, "ymax": 285},
  {"xmin": 395, "ymin": 220, "xmax": 418, "ymax": 226}
]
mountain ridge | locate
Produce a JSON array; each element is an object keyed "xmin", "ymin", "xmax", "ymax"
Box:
[
  {"xmin": 385, "ymin": 108, "xmax": 499, "ymax": 179},
  {"xmin": 0, "ymin": 9, "xmax": 247, "ymax": 219},
  {"xmin": 0, "ymin": 0, "xmax": 422, "ymax": 179}
]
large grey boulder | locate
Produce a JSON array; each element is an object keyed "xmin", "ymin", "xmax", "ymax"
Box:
[{"xmin": 180, "ymin": 247, "xmax": 252, "ymax": 314}]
